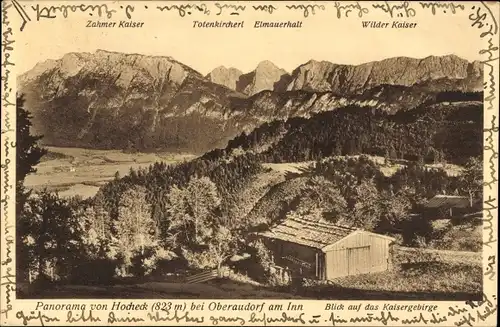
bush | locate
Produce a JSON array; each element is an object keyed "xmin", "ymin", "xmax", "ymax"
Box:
[
  {"xmin": 245, "ymin": 240, "xmax": 274, "ymax": 283},
  {"xmin": 267, "ymin": 267, "xmax": 292, "ymax": 287},
  {"xmin": 130, "ymin": 246, "xmax": 177, "ymax": 277}
]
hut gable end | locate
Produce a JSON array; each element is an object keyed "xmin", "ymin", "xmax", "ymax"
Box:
[{"xmin": 321, "ymin": 230, "xmax": 396, "ymax": 252}]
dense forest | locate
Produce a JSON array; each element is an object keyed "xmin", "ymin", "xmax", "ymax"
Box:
[{"xmin": 213, "ymin": 95, "xmax": 482, "ymax": 165}]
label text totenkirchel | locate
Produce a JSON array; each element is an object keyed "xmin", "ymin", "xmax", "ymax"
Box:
[{"xmin": 87, "ymin": 21, "xmax": 145, "ymax": 28}]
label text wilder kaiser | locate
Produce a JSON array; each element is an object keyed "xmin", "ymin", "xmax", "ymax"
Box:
[{"xmin": 362, "ymin": 21, "xmax": 417, "ymax": 28}]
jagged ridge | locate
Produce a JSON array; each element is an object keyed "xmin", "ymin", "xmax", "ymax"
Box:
[{"xmin": 285, "ymin": 55, "xmax": 482, "ymax": 94}]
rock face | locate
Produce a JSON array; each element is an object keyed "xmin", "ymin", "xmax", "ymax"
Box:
[
  {"xmin": 18, "ymin": 50, "xmax": 483, "ymax": 153},
  {"xmin": 206, "ymin": 66, "xmax": 243, "ymax": 91},
  {"xmin": 236, "ymin": 60, "xmax": 291, "ymax": 95},
  {"xmin": 207, "ymin": 60, "xmax": 290, "ymax": 96},
  {"xmin": 285, "ymin": 55, "xmax": 483, "ymax": 94}
]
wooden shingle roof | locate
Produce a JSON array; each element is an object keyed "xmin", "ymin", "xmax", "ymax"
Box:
[
  {"xmin": 258, "ymin": 216, "xmax": 358, "ymax": 250},
  {"xmin": 423, "ymin": 195, "xmax": 470, "ymax": 209}
]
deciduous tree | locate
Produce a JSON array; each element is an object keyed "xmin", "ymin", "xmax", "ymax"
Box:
[
  {"xmin": 114, "ymin": 186, "xmax": 156, "ymax": 274},
  {"xmin": 166, "ymin": 176, "xmax": 220, "ymax": 246},
  {"xmin": 19, "ymin": 191, "xmax": 85, "ymax": 282},
  {"xmin": 182, "ymin": 226, "xmax": 238, "ymax": 270},
  {"xmin": 459, "ymin": 157, "xmax": 482, "ymax": 206},
  {"xmin": 294, "ymin": 176, "xmax": 348, "ymax": 223}
]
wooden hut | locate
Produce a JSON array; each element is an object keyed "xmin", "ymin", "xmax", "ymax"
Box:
[
  {"xmin": 423, "ymin": 195, "xmax": 473, "ymax": 218},
  {"xmin": 257, "ymin": 216, "xmax": 395, "ymax": 280}
]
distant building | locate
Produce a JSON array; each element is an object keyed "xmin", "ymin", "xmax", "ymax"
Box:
[
  {"xmin": 256, "ymin": 216, "xmax": 395, "ymax": 280},
  {"xmin": 422, "ymin": 195, "xmax": 474, "ymax": 218}
]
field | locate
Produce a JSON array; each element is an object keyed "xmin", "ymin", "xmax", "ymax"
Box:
[
  {"xmin": 18, "ymin": 278, "xmax": 303, "ymax": 299},
  {"xmin": 25, "ymin": 147, "xmax": 196, "ymax": 198},
  {"xmin": 291, "ymin": 261, "xmax": 482, "ymax": 301},
  {"xmin": 429, "ymin": 218, "xmax": 483, "ymax": 252},
  {"xmin": 263, "ymin": 156, "xmax": 463, "ymax": 177}
]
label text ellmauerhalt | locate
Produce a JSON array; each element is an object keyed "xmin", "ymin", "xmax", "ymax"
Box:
[{"xmin": 254, "ymin": 21, "xmax": 303, "ymax": 28}]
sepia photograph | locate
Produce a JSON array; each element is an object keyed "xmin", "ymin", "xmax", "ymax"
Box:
[
  {"xmin": 15, "ymin": 48, "xmax": 484, "ymax": 300},
  {"xmin": 1, "ymin": 2, "xmax": 497, "ymax": 325}
]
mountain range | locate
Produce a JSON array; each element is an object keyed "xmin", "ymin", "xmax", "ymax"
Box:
[{"xmin": 18, "ymin": 50, "xmax": 483, "ymax": 153}]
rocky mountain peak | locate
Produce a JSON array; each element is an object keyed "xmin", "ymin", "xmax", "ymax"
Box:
[
  {"xmin": 237, "ymin": 61, "xmax": 290, "ymax": 96},
  {"xmin": 255, "ymin": 60, "xmax": 281, "ymax": 71},
  {"xmin": 206, "ymin": 66, "xmax": 244, "ymax": 91},
  {"xmin": 207, "ymin": 60, "xmax": 291, "ymax": 96}
]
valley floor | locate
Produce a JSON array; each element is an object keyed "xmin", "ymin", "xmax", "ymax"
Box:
[
  {"xmin": 25, "ymin": 147, "xmax": 196, "ymax": 198},
  {"xmin": 27, "ymin": 149, "xmax": 464, "ymax": 200}
]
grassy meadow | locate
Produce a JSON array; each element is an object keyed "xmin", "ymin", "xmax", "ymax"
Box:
[
  {"xmin": 19, "ymin": 246, "xmax": 481, "ymax": 300},
  {"xmin": 263, "ymin": 155, "xmax": 464, "ymax": 177},
  {"xmin": 25, "ymin": 147, "xmax": 196, "ymax": 198}
]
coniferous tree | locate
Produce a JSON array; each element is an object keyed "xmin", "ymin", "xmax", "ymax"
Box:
[
  {"xmin": 16, "ymin": 95, "xmax": 48, "ymax": 186},
  {"xmin": 16, "ymin": 94, "xmax": 48, "ymax": 280},
  {"xmin": 20, "ymin": 191, "xmax": 85, "ymax": 282}
]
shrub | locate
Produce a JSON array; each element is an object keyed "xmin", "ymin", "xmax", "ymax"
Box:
[
  {"xmin": 245, "ymin": 240, "xmax": 275, "ymax": 283},
  {"xmin": 267, "ymin": 267, "xmax": 292, "ymax": 287},
  {"xmin": 130, "ymin": 246, "xmax": 177, "ymax": 277}
]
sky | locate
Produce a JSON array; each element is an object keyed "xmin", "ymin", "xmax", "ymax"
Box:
[{"xmin": 14, "ymin": 1, "xmax": 484, "ymax": 76}]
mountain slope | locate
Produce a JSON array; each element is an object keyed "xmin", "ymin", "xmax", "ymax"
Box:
[
  {"xmin": 19, "ymin": 50, "xmax": 246, "ymax": 152},
  {"xmin": 218, "ymin": 100, "xmax": 483, "ymax": 165}
]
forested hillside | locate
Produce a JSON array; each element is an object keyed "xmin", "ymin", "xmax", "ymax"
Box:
[{"xmin": 215, "ymin": 96, "xmax": 482, "ymax": 165}]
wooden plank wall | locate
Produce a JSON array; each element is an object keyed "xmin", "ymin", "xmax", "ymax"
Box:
[{"xmin": 324, "ymin": 232, "xmax": 392, "ymax": 279}]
